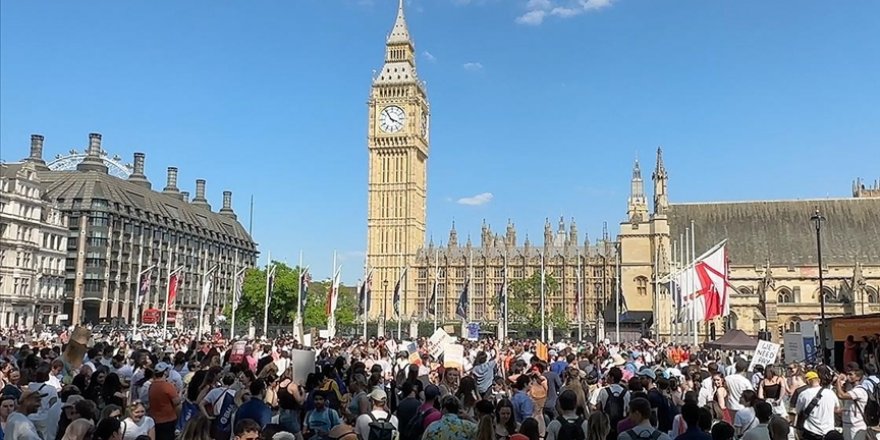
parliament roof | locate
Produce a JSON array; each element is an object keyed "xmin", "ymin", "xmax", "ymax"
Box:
[{"xmin": 668, "ymin": 198, "xmax": 880, "ymax": 266}]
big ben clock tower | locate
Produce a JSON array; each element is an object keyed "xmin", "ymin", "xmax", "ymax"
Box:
[{"xmin": 366, "ymin": 0, "xmax": 429, "ymax": 321}]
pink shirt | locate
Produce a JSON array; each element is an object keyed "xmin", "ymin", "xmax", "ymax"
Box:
[{"xmin": 419, "ymin": 402, "xmax": 442, "ymax": 429}]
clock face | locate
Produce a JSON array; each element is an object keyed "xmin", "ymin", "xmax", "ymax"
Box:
[{"xmin": 379, "ymin": 106, "xmax": 406, "ymax": 133}]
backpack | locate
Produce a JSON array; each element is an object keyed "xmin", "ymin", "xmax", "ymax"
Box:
[
  {"xmin": 795, "ymin": 388, "xmax": 824, "ymax": 434},
  {"xmin": 401, "ymin": 407, "xmax": 437, "ymax": 440},
  {"xmin": 556, "ymin": 415, "xmax": 586, "ymax": 440},
  {"xmin": 861, "ymin": 379, "xmax": 880, "ymax": 427},
  {"xmin": 604, "ymin": 387, "xmax": 628, "ymax": 440},
  {"xmin": 213, "ymin": 389, "xmax": 238, "ymax": 433},
  {"xmin": 367, "ymin": 412, "xmax": 397, "ymax": 440},
  {"xmin": 624, "ymin": 428, "xmax": 663, "ymax": 440}
]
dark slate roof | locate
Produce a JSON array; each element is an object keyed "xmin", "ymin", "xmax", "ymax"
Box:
[
  {"xmin": 668, "ymin": 198, "xmax": 880, "ymax": 266},
  {"xmin": 36, "ymin": 169, "xmax": 255, "ymax": 249}
]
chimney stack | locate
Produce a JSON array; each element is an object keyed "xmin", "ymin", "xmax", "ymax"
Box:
[
  {"xmin": 219, "ymin": 190, "xmax": 236, "ymax": 218},
  {"xmin": 163, "ymin": 167, "xmax": 180, "ymax": 195},
  {"xmin": 77, "ymin": 132, "xmax": 109, "ymax": 173},
  {"xmin": 191, "ymin": 179, "xmax": 211, "ymax": 209},
  {"xmin": 128, "ymin": 152, "xmax": 151, "ymax": 189},
  {"xmin": 180, "ymin": 191, "xmax": 190, "ymax": 203},
  {"xmin": 25, "ymin": 134, "xmax": 49, "ymax": 170}
]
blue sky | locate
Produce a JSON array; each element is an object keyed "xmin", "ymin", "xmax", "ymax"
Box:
[{"xmin": 2, "ymin": 0, "xmax": 878, "ymax": 283}]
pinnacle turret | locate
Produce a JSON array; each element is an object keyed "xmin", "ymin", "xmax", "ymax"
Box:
[{"xmin": 387, "ymin": 0, "xmax": 411, "ymax": 45}]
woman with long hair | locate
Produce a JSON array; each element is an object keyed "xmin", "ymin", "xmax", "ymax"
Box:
[
  {"xmin": 476, "ymin": 414, "xmax": 496, "ymax": 440},
  {"xmin": 510, "ymin": 417, "xmax": 540, "ymax": 440},
  {"xmin": 712, "ymin": 373, "xmax": 733, "ymax": 424},
  {"xmin": 121, "ymin": 401, "xmax": 155, "ymax": 440},
  {"xmin": 586, "ymin": 412, "xmax": 611, "ymax": 440},
  {"xmin": 456, "ymin": 376, "xmax": 480, "ymax": 419},
  {"xmin": 85, "ymin": 370, "xmax": 107, "ymax": 406},
  {"xmin": 558, "ymin": 367, "xmax": 587, "ymax": 416},
  {"xmin": 101, "ymin": 373, "xmax": 126, "ymax": 409},
  {"xmin": 178, "ymin": 415, "xmax": 213, "ymax": 440},
  {"xmin": 277, "ymin": 373, "xmax": 306, "ymax": 440},
  {"xmin": 92, "ymin": 418, "xmax": 123, "ymax": 440},
  {"xmin": 758, "ymin": 365, "xmax": 786, "ymax": 416},
  {"xmin": 61, "ymin": 419, "xmax": 95, "ymax": 440},
  {"xmin": 494, "ymin": 398, "xmax": 518, "ymax": 440},
  {"xmin": 439, "ymin": 368, "xmax": 461, "ymax": 398},
  {"xmin": 784, "ymin": 363, "xmax": 805, "ymax": 397}
]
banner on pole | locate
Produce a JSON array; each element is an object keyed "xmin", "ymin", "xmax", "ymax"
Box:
[
  {"xmin": 443, "ymin": 344, "xmax": 464, "ymax": 369},
  {"xmin": 801, "ymin": 321, "xmax": 817, "ymax": 364},
  {"xmin": 748, "ymin": 340, "xmax": 780, "ymax": 372},
  {"xmin": 467, "ymin": 322, "xmax": 480, "ymax": 341}
]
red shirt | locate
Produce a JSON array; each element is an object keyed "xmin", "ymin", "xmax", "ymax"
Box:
[{"xmin": 148, "ymin": 379, "xmax": 179, "ymax": 423}]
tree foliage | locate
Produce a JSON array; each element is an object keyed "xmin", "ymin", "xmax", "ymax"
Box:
[
  {"xmin": 227, "ymin": 262, "xmax": 357, "ymax": 329},
  {"xmin": 507, "ymin": 272, "xmax": 560, "ymax": 328}
]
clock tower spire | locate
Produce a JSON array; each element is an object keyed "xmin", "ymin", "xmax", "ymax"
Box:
[{"xmin": 366, "ymin": 0, "xmax": 430, "ymax": 321}]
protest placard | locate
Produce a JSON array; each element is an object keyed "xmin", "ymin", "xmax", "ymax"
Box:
[
  {"xmin": 783, "ymin": 333, "xmax": 805, "ymax": 363},
  {"xmin": 229, "ymin": 341, "xmax": 247, "ymax": 364},
  {"xmin": 748, "ymin": 340, "xmax": 780, "ymax": 372},
  {"xmin": 427, "ymin": 328, "xmax": 452, "ymax": 359},
  {"xmin": 290, "ymin": 349, "xmax": 316, "ymax": 386},
  {"xmin": 444, "ymin": 344, "xmax": 464, "ymax": 369}
]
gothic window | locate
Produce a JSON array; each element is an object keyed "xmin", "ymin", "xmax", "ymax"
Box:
[
  {"xmin": 418, "ymin": 268, "xmax": 427, "ymax": 279},
  {"xmin": 786, "ymin": 318, "xmax": 801, "ymax": 333},
  {"xmin": 777, "ymin": 287, "xmax": 793, "ymax": 304},
  {"xmin": 474, "ymin": 268, "xmax": 485, "ymax": 279},
  {"xmin": 635, "ymin": 276, "xmax": 648, "ymax": 296},
  {"xmin": 723, "ymin": 312, "xmax": 738, "ymax": 331},
  {"xmin": 867, "ymin": 286, "xmax": 879, "ymax": 304},
  {"xmin": 738, "ymin": 286, "xmax": 752, "ymax": 296}
]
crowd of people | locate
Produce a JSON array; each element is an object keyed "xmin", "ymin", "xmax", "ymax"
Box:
[{"xmin": 0, "ymin": 325, "xmax": 878, "ymax": 440}]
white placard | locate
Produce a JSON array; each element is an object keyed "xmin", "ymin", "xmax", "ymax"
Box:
[
  {"xmin": 748, "ymin": 340, "xmax": 780, "ymax": 372},
  {"xmin": 783, "ymin": 332, "xmax": 805, "ymax": 363},
  {"xmin": 290, "ymin": 349, "xmax": 316, "ymax": 386},
  {"xmin": 444, "ymin": 344, "xmax": 464, "ymax": 369},
  {"xmin": 427, "ymin": 328, "xmax": 452, "ymax": 359}
]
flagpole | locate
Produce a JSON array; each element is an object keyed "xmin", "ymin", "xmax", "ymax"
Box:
[
  {"xmin": 198, "ymin": 265, "xmax": 218, "ymax": 337},
  {"xmin": 296, "ymin": 250, "xmax": 303, "ymax": 340},
  {"xmin": 163, "ymin": 264, "xmax": 185, "ymax": 339},
  {"xmin": 433, "ymin": 248, "xmax": 440, "ymax": 332},
  {"xmin": 362, "ymin": 260, "xmax": 368, "ymax": 341},
  {"xmin": 230, "ymin": 267, "xmax": 246, "ymax": 340},
  {"xmin": 132, "ymin": 232, "xmax": 145, "ymax": 339},
  {"xmin": 397, "ymin": 252, "xmax": 403, "ymax": 341},
  {"xmin": 653, "ymin": 237, "xmax": 659, "ymax": 339},
  {"xmin": 540, "ymin": 251, "xmax": 546, "ymax": 342},
  {"xmin": 577, "ymin": 250, "xmax": 583, "ymax": 343},
  {"xmin": 503, "ymin": 254, "xmax": 509, "ymax": 341},
  {"xmin": 468, "ymin": 248, "xmax": 473, "ymax": 325},
  {"xmin": 329, "ymin": 251, "xmax": 337, "ymax": 338},
  {"xmin": 133, "ymin": 265, "xmax": 155, "ymax": 339},
  {"xmin": 672, "ymin": 239, "xmax": 679, "ymax": 344},
  {"xmin": 615, "ymin": 243, "xmax": 621, "ymax": 344},
  {"xmin": 690, "ymin": 221, "xmax": 698, "ymax": 346},
  {"xmin": 263, "ymin": 251, "xmax": 275, "ymax": 338}
]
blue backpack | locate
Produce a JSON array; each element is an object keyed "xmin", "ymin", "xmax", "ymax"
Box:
[{"xmin": 214, "ymin": 390, "xmax": 238, "ymax": 433}]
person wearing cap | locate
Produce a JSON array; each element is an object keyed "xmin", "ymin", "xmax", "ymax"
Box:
[
  {"xmin": 418, "ymin": 384, "xmax": 443, "ymax": 430},
  {"xmin": 3, "ymin": 389, "xmax": 45, "ymax": 440},
  {"xmin": 44, "ymin": 386, "xmax": 81, "ymax": 440},
  {"xmin": 355, "ymin": 389, "xmax": 398, "ymax": 440},
  {"xmin": 795, "ymin": 368, "xmax": 838, "ymax": 440},
  {"xmin": 148, "ymin": 363, "xmax": 180, "ymax": 440}
]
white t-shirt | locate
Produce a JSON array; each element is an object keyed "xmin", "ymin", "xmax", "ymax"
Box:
[
  {"xmin": 796, "ymin": 386, "xmax": 839, "ymax": 437},
  {"xmin": 4, "ymin": 412, "xmax": 42, "ymax": 440},
  {"xmin": 725, "ymin": 374, "xmax": 754, "ymax": 411},
  {"xmin": 733, "ymin": 407, "xmax": 758, "ymax": 435},
  {"xmin": 741, "ymin": 423, "xmax": 770, "ymax": 440},
  {"xmin": 355, "ymin": 409, "xmax": 399, "ymax": 440},
  {"xmin": 26, "ymin": 382, "xmax": 58, "ymax": 437},
  {"xmin": 123, "ymin": 416, "xmax": 156, "ymax": 440},
  {"xmin": 843, "ymin": 386, "xmax": 869, "ymax": 430},
  {"xmin": 44, "ymin": 401, "xmax": 63, "ymax": 440}
]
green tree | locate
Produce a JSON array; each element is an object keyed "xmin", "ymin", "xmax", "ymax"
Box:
[
  {"xmin": 227, "ymin": 262, "xmax": 302, "ymax": 326},
  {"xmin": 303, "ymin": 281, "xmax": 359, "ymax": 328},
  {"xmin": 507, "ymin": 272, "xmax": 558, "ymax": 328}
]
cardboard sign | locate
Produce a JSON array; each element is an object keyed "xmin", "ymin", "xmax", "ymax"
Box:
[
  {"xmin": 385, "ymin": 338, "xmax": 398, "ymax": 355},
  {"xmin": 443, "ymin": 344, "xmax": 464, "ymax": 369},
  {"xmin": 801, "ymin": 321, "xmax": 817, "ymax": 364},
  {"xmin": 783, "ymin": 333, "xmax": 805, "ymax": 363},
  {"xmin": 467, "ymin": 323, "xmax": 480, "ymax": 341},
  {"xmin": 405, "ymin": 341, "xmax": 421, "ymax": 366},
  {"xmin": 748, "ymin": 340, "xmax": 780, "ymax": 372},
  {"xmin": 229, "ymin": 341, "xmax": 247, "ymax": 365},
  {"xmin": 290, "ymin": 349, "xmax": 316, "ymax": 386},
  {"xmin": 427, "ymin": 328, "xmax": 452, "ymax": 359}
]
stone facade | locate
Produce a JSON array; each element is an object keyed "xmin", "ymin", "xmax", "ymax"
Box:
[
  {"xmin": 0, "ymin": 158, "xmax": 68, "ymax": 327},
  {"xmin": 3, "ymin": 132, "xmax": 258, "ymax": 326},
  {"xmin": 620, "ymin": 148, "xmax": 880, "ymax": 341}
]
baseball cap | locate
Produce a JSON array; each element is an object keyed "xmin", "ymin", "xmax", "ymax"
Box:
[
  {"xmin": 424, "ymin": 384, "xmax": 441, "ymax": 401},
  {"xmin": 638, "ymin": 369, "xmax": 657, "ymax": 381},
  {"xmin": 19, "ymin": 389, "xmax": 48, "ymax": 403},
  {"xmin": 154, "ymin": 362, "xmax": 172, "ymax": 374},
  {"xmin": 62, "ymin": 395, "xmax": 85, "ymax": 408},
  {"xmin": 369, "ymin": 389, "xmax": 388, "ymax": 402},
  {"xmin": 804, "ymin": 371, "xmax": 819, "ymax": 381}
]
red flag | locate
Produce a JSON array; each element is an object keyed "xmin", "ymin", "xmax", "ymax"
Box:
[{"xmin": 167, "ymin": 274, "xmax": 180, "ymax": 310}]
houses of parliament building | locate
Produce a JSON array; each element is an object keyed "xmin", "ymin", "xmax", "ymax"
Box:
[{"xmin": 365, "ymin": 1, "xmax": 880, "ymax": 340}]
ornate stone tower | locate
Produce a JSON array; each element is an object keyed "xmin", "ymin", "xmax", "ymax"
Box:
[{"xmin": 366, "ymin": 0, "xmax": 430, "ymax": 320}]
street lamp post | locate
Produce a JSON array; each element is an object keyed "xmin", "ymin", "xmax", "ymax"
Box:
[{"xmin": 811, "ymin": 207, "xmax": 828, "ymax": 365}]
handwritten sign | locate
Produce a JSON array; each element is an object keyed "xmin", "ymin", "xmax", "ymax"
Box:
[
  {"xmin": 427, "ymin": 328, "xmax": 452, "ymax": 359},
  {"xmin": 748, "ymin": 340, "xmax": 780, "ymax": 372},
  {"xmin": 229, "ymin": 341, "xmax": 247, "ymax": 365}
]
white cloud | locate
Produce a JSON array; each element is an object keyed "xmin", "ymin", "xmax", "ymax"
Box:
[
  {"xmin": 423, "ymin": 50, "xmax": 437, "ymax": 63},
  {"xmin": 517, "ymin": 0, "xmax": 613, "ymax": 25},
  {"xmin": 457, "ymin": 192, "xmax": 494, "ymax": 206},
  {"xmin": 462, "ymin": 62, "xmax": 484, "ymax": 71}
]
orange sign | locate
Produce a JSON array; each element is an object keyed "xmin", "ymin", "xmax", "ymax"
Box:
[{"xmin": 830, "ymin": 315, "xmax": 880, "ymax": 341}]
